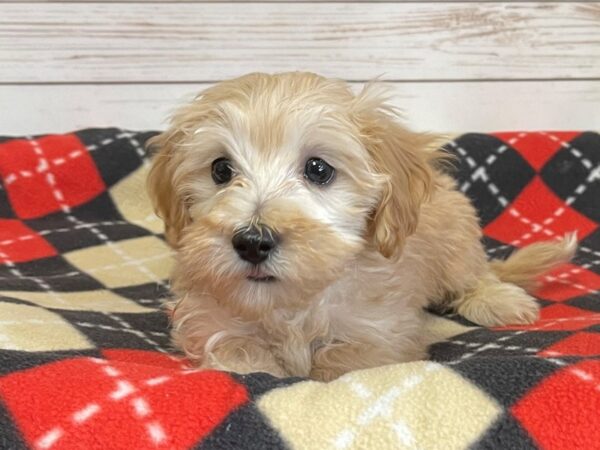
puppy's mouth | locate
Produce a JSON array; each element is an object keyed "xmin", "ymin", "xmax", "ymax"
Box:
[
  {"xmin": 246, "ymin": 267, "xmax": 277, "ymax": 283},
  {"xmin": 247, "ymin": 275, "xmax": 277, "ymax": 283}
]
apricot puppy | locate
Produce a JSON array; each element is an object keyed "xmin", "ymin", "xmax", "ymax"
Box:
[{"xmin": 147, "ymin": 72, "xmax": 575, "ymax": 381}]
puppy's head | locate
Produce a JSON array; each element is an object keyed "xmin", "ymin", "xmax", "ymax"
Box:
[{"xmin": 148, "ymin": 72, "xmax": 439, "ymax": 315}]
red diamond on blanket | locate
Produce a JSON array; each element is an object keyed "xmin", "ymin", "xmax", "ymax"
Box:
[
  {"xmin": 535, "ymin": 264, "xmax": 600, "ymax": 302},
  {"xmin": 483, "ymin": 177, "xmax": 598, "ymax": 247},
  {"xmin": 537, "ymin": 304, "xmax": 600, "ymax": 331},
  {"xmin": 0, "ymin": 135, "xmax": 105, "ymax": 219},
  {"xmin": 539, "ymin": 332, "xmax": 600, "ymax": 357},
  {"xmin": 512, "ymin": 360, "xmax": 600, "ymax": 450},
  {"xmin": 102, "ymin": 349, "xmax": 191, "ymax": 370},
  {"xmin": 0, "ymin": 219, "xmax": 57, "ymax": 263},
  {"xmin": 493, "ymin": 131, "xmax": 580, "ymax": 171},
  {"xmin": 498, "ymin": 304, "xmax": 600, "ymax": 332},
  {"xmin": 0, "ymin": 355, "xmax": 248, "ymax": 450}
]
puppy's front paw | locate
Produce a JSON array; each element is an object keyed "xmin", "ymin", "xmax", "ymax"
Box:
[
  {"xmin": 456, "ymin": 282, "xmax": 540, "ymax": 327},
  {"xmin": 309, "ymin": 366, "xmax": 347, "ymax": 383},
  {"xmin": 203, "ymin": 351, "xmax": 289, "ymax": 378},
  {"xmin": 492, "ymin": 287, "xmax": 540, "ymax": 326}
]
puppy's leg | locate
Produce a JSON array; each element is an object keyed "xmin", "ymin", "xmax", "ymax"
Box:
[
  {"xmin": 203, "ymin": 337, "xmax": 289, "ymax": 378},
  {"xmin": 451, "ymin": 272, "xmax": 539, "ymax": 327},
  {"xmin": 451, "ymin": 235, "xmax": 576, "ymax": 327},
  {"xmin": 169, "ymin": 295, "xmax": 288, "ymax": 377}
]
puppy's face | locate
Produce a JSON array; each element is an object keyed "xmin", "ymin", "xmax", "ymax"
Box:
[{"xmin": 148, "ymin": 73, "xmax": 436, "ymax": 315}]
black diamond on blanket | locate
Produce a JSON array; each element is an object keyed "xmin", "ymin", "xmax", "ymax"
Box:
[{"xmin": 0, "ymin": 129, "xmax": 598, "ymax": 450}]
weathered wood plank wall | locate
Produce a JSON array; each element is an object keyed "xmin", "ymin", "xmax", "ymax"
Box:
[{"xmin": 1, "ymin": 1, "xmax": 598, "ymax": 133}]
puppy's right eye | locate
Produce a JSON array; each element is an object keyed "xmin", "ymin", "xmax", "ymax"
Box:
[
  {"xmin": 211, "ymin": 158, "xmax": 233, "ymax": 184},
  {"xmin": 304, "ymin": 157, "xmax": 335, "ymax": 185}
]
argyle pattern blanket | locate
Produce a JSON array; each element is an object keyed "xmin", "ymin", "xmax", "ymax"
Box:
[{"xmin": 0, "ymin": 129, "xmax": 598, "ymax": 450}]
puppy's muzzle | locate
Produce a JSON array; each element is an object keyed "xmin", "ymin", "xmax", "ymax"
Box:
[{"xmin": 232, "ymin": 225, "xmax": 279, "ymax": 265}]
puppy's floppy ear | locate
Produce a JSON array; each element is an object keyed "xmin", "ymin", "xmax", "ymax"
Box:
[
  {"xmin": 146, "ymin": 129, "xmax": 190, "ymax": 247},
  {"xmin": 146, "ymin": 84, "xmax": 228, "ymax": 247},
  {"xmin": 353, "ymin": 84, "xmax": 441, "ymax": 259}
]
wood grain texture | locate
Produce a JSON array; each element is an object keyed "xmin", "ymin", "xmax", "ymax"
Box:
[
  {"xmin": 2, "ymin": 81, "xmax": 598, "ymax": 135},
  {"xmin": 2, "ymin": 2, "xmax": 599, "ymax": 83},
  {"xmin": 0, "ymin": 0, "xmax": 572, "ymax": 3}
]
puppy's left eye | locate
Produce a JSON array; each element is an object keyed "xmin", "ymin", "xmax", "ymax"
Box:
[
  {"xmin": 304, "ymin": 158, "xmax": 335, "ymax": 185},
  {"xmin": 211, "ymin": 158, "xmax": 233, "ymax": 184}
]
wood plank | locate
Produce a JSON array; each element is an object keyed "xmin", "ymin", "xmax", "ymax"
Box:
[
  {"xmin": 1, "ymin": 3, "xmax": 599, "ymax": 83},
  {"xmin": 1, "ymin": 81, "xmax": 598, "ymax": 135},
  {"xmin": 0, "ymin": 1, "xmax": 571, "ymax": 3}
]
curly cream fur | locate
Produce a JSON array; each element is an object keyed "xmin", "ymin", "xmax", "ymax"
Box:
[{"xmin": 147, "ymin": 72, "xmax": 575, "ymax": 381}]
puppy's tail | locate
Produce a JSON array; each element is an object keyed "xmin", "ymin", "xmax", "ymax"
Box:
[{"xmin": 490, "ymin": 233, "xmax": 577, "ymax": 292}]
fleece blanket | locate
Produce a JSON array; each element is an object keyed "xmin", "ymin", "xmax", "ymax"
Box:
[{"xmin": 0, "ymin": 129, "xmax": 598, "ymax": 450}]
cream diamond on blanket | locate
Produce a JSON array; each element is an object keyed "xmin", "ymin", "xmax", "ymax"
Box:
[
  {"xmin": 0, "ymin": 290, "xmax": 153, "ymax": 313},
  {"xmin": 421, "ymin": 313, "xmax": 478, "ymax": 346},
  {"xmin": 63, "ymin": 236, "xmax": 173, "ymax": 289},
  {"xmin": 109, "ymin": 164, "xmax": 164, "ymax": 234},
  {"xmin": 0, "ymin": 303, "xmax": 93, "ymax": 351},
  {"xmin": 258, "ymin": 361, "xmax": 501, "ymax": 450}
]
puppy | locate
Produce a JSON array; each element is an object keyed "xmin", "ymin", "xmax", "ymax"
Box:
[{"xmin": 147, "ymin": 72, "xmax": 575, "ymax": 381}]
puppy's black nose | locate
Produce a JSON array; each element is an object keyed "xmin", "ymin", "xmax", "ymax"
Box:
[{"xmin": 232, "ymin": 226, "xmax": 279, "ymax": 265}]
